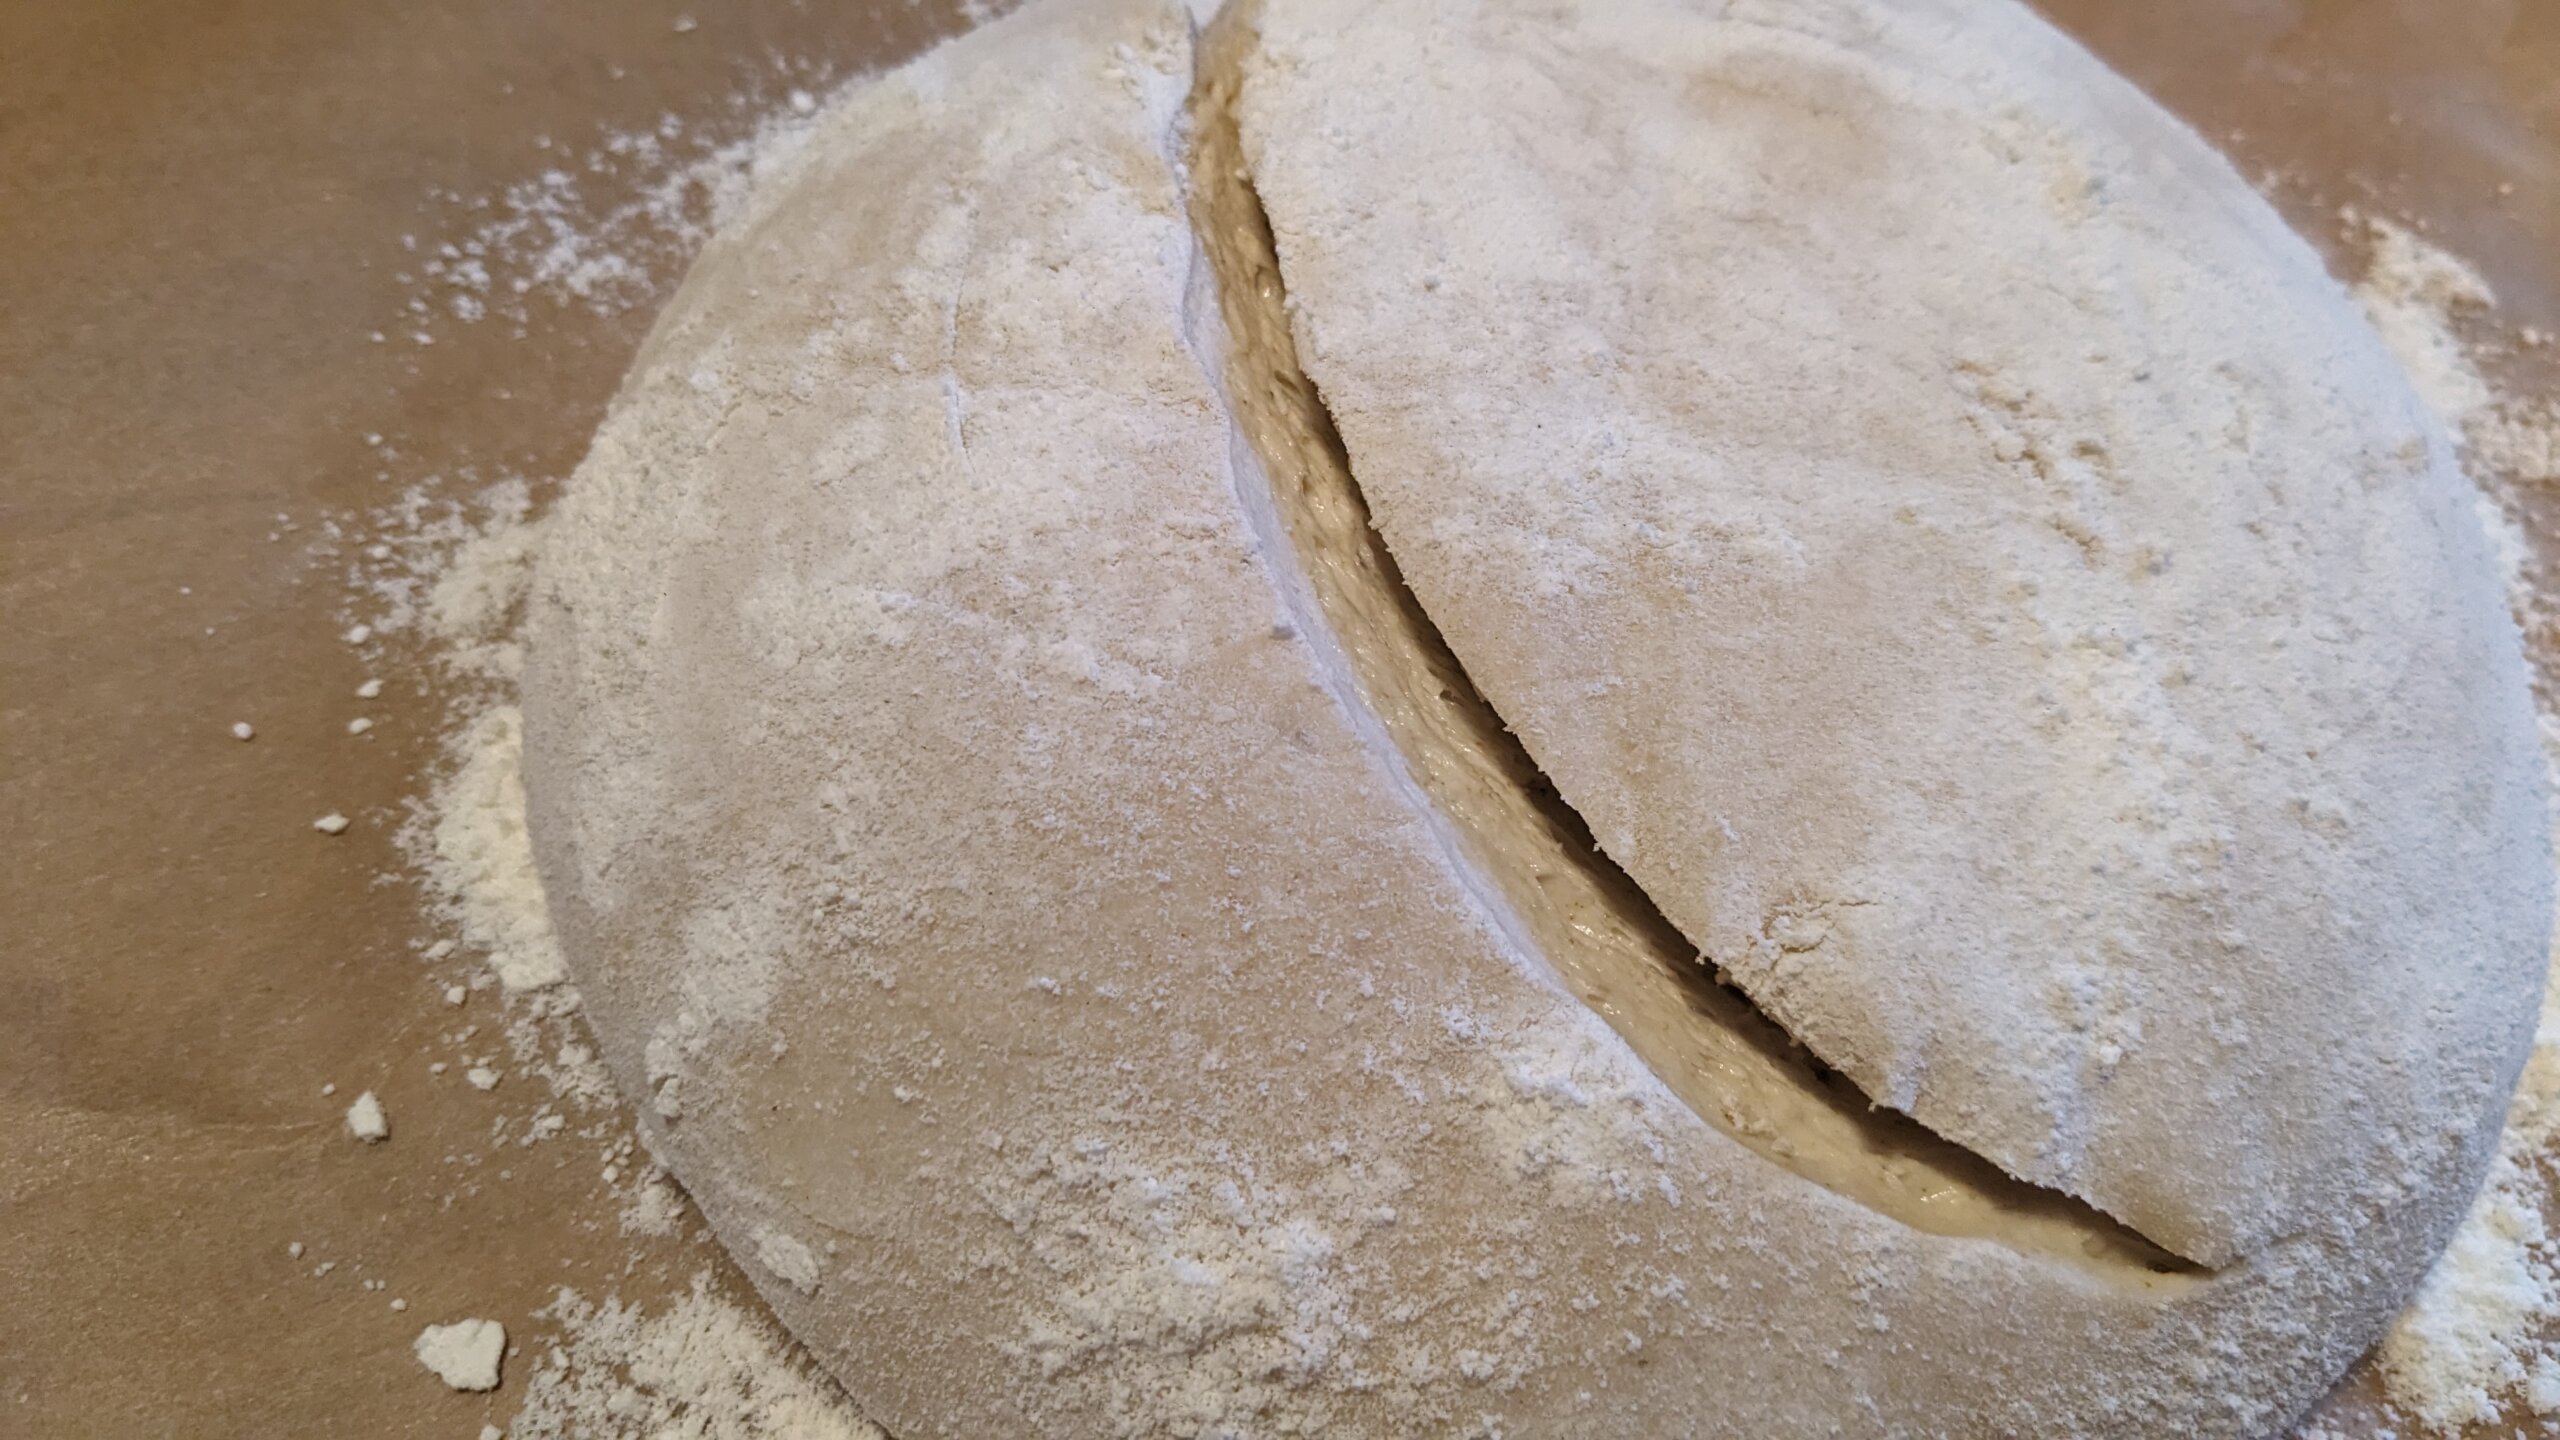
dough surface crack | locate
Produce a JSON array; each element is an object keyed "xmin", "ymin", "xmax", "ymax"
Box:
[{"xmin": 1180, "ymin": 0, "xmax": 2197, "ymax": 1278}]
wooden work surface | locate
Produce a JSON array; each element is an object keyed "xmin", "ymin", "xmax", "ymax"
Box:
[{"xmin": 4, "ymin": 1, "xmax": 2554, "ymax": 1433}]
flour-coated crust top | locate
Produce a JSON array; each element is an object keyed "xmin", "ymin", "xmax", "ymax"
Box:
[
  {"xmin": 1241, "ymin": 0, "xmax": 2550, "ymax": 1270},
  {"xmin": 519, "ymin": 0, "xmax": 2551, "ymax": 1435}
]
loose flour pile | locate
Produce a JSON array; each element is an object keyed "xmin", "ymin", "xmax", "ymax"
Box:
[
  {"xmin": 317, "ymin": 27, "xmax": 2560, "ymax": 1439},
  {"xmin": 506, "ymin": 1280, "xmax": 880, "ymax": 1440}
]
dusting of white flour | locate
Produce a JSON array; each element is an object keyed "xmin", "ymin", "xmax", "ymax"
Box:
[
  {"xmin": 2348, "ymin": 212, "xmax": 2539, "ymax": 628},
  {"xmin": 2350, "ymin": 211, "xmax": 2499, "ymax": 427},
  {"xmin": 338, "ymin": 74, "xmax": 881, "ymax": 1439},
  {"xmin": 380, "ymin": 75, "xmax": 851, "ymax": 360},
  {"xmin": 424, "ymin": 704, "xmax": 564, "ymax": 992},
  {"xmin": 2350, "ymin": 210, "xmax": 2560, "ymax": 1432}
]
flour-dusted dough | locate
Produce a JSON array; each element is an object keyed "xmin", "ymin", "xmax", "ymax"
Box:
[
  {"xmin": 1235, "ymin": 0, "xmax": 2550, "ymax": 1274},
  {"xmin": 522, "ymin": 0, "xmax": 2550, "ymax": 1435}
]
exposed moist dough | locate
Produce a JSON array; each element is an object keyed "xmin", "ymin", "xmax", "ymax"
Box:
[
  {"xmin": 1185, "ymin": 0, "xmax": 2184, "ymax": 1278},
  {"xmin": 523, "ymin": 0, "xmax": 2545, "ymax": 1433}
]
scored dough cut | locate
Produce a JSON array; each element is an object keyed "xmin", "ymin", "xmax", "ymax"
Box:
[
  {"xmin": 1237, "ymin": 0, "xmax": 2551, "ymax": 1271},
  {"xmin": 519, "ymin": 0, "xmax": 2551, "ymax": 1435},
  {"xmin": 1183, "ymin": 0, "xmax": 2185, "ymax": 1273}
]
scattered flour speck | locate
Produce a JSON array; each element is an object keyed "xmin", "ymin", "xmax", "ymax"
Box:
[
  {"xmin": 621, "ymin": 1167, "xmax": 688, "ymax": 1237},
  {"xmin": 346, "ymin": 1090, "xmax": 389, "ymax": 1141}
]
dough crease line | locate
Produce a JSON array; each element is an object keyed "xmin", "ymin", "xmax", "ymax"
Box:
[{"xmin": 1174, "ymin": 0, "xmax": 2198, "ymax": 1278}]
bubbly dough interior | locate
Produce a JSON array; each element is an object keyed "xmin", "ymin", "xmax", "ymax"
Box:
[{"xmin": 1186, "ymin": 3, "xmax": 2189, "ymax": 1278}]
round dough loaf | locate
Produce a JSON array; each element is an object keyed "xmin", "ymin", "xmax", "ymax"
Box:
[{"xmin": 521, "ymin": 0, "xmax": 2550, "ymax": 1435}]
